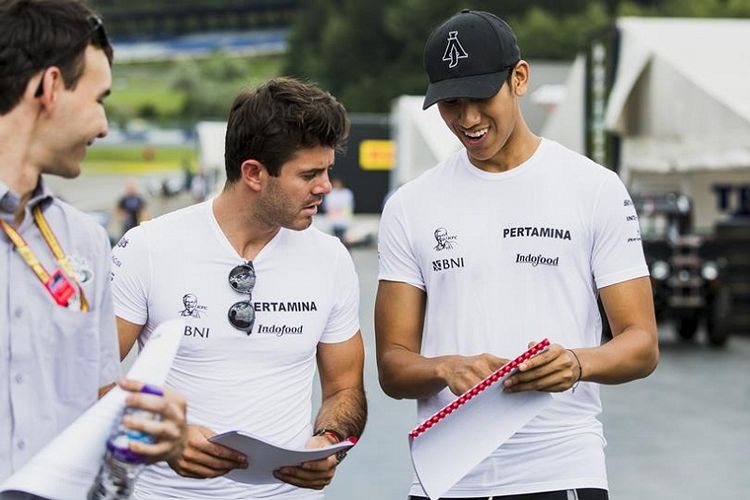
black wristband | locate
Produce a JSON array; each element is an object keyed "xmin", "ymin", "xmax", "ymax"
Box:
[{"xmin": 567, "ymin": 349, "xmax": 583, "ymax": 392}]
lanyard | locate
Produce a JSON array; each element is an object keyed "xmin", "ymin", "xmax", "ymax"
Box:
[{"xmin": 0, "ymin": 205, "xmax": 89, "ymax": 311}]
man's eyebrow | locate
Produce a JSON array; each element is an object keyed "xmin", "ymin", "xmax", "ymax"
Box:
[{"xmin": 302, "ymin": 164, "xmax": 333, "ymax": 173}]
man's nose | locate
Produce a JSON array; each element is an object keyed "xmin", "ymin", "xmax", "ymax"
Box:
[
  {"xmin": 97, "ymin": 117, "xmax": 109, "ymax": 139},
  {"xmin": 457, "ymin": 101, "xmax": 481, "ymax": 128},
  {"xmin": 315, "ymin": 170, "xmax": 332, "ymax": 195}
]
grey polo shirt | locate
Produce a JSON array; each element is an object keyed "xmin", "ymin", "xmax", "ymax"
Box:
[{"xmin": 0, "ymin": 177, "xmax": 120, "ymax": 482}]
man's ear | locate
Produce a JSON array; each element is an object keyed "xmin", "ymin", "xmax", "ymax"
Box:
[
  {"xmin": 239, "ymin": 159, "xmax": 264, "ymax": 192},
  {"xmin": 33, "ymin": 67, "xmax": 64, "ymax": 107},
  {"xmin": 511, "ymin": 60, "xmax": 530, "ymax": 97}
]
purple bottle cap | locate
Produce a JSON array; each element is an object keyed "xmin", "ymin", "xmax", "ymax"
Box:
[
  {"xmin": 140, "ymin": 384, "xmax": 163, "ymax": 397},
  {"xmin": 107, "ymin": 441, "xmax": 148, "ymax": 464}
]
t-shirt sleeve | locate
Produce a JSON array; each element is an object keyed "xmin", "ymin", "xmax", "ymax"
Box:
[
  {"xmin": 591, "ymin": 172, "xmax": 649, "ymax": 289},
  {"xmin": 377, "ymin": 190, "xmax": 425, "ymax": 290},
  {"xmin": 110, "ymin": 225, "xmax": 151, "ymax": 325},
  {"xmin": 94, "ymin": 229, "xmax": 121, "ymax": 387},
  {"xmin": 320, "ymin": 244, "xmax": 360, "ymax": 343}
]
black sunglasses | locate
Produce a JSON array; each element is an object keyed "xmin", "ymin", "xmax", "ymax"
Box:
[
  {"xmin": 34, "ymin": 16, "xmax": 109, "ymax": 98},
  {"xmin": 227, "ymin": 261, "xmax": 256, "ymax": 334}
]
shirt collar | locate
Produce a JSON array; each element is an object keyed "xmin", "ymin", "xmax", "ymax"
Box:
[
  {"xmin": 28, "ymin": 176, "xmax": 55, "ymax": 210},
  {"xmin": 0, "ymin": 177, "xmax": 54, "ymax": 222},
  {"xmin": 0, "ymin": 179, "xmax": 19, "ymax": 222}
]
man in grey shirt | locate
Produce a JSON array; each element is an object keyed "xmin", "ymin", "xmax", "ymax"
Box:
[{"xmin": 0, "ymin": 0, "xmax": 187, "ymax": 482}]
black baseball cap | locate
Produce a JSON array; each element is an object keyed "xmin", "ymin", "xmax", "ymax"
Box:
[{"xmin": 423, "ymin": 9, "xmax": 521, "ymax": 109}]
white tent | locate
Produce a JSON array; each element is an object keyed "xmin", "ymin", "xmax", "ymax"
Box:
[
  {"xmin": 390, "ymin": 96, "xmax": 461, "ymax": 188},
  {"xmin": 605, "ymin": 17, "xmax": 750, "ymax": 180},
  {"xmin": 540, "ymin": 55, "xmax": 586, "ymax": 154},
  {"xmin": 607, "ymin": 18, "xmax": 750, "ymax": 232},
  {"xmin": 195, "ymin": 121, "xmax": 228, "ymax": 192},
  {"xmin": 543, "ymin": 17, "xmax": 750, "ymax": 232}
]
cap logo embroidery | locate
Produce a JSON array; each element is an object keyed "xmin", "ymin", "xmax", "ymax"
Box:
[{"xmin": 442, "ymin": 31, "xmax": 468, "ymax": 68}]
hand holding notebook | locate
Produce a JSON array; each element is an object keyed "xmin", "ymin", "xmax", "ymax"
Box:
[
  {"xmin": 409, "ymin": 339, "xmax": 553, "ymax": 500},
  {"xmin": 210, "ymin": 431, "xmax": 356, "ymax": 484}
]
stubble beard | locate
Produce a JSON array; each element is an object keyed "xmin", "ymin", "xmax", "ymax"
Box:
[{"xmin": 257, "ymin": 183, "xmax": 310, "ymax": 231}]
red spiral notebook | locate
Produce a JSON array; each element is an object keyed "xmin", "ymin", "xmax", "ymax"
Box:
[{"xmin": 408, "ymin": 339, "xmax": 553, "ymax": 500}]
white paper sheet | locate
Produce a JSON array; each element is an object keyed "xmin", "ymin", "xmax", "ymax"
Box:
[
  {"xmin": 408, "ymin": 344, "xmax": 554, "ymax": 500},
  {"xmin": 0, "ymin": 318, "xmax": 185, "ymax": 500},
  {"xmin": 210, "ymin": 431, "xmax": 355, "ymax": 484}
]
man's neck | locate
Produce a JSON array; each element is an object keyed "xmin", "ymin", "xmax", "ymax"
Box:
[
  {"xmin": 469, "ymin": 120, "xmax": 540, "ymax": 173},
  {"xmin": 212, "ymin": 186, "xmax": 280, "ymax": 261},
  {"xmin": 0, "ymin": 104, "xmax": 43, "ymax": 223},
  {"xmin": 0, "ymin": 169, "xmax": 39, "ymax": 199}
]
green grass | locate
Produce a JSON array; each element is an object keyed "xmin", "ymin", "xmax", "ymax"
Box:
[
  {"xmin": 105, "ymin": 53, "xmax": 284, "ymax": 122},
  {"xmin": 84, "ymin": 145, "xmax": 196, "ymax": 174},
  {"xmin": 107, "ymin": 61, "xmax": 183, "ymax": 118},
  {"xmin": 86, "ymin": 145, "xmax": 195, "ymax": 162},
  {"xmin": 107, "ymin": 87, "xmax": 185, "ymax": 116},
  {"xmin": 89, "ymin": 53, "xmax": 284, "ymax": 174}
]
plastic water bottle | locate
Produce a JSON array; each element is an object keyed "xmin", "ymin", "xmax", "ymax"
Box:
[{"xmin": 88, "ymin": 385, "xmax": 163, "ymax": 499}]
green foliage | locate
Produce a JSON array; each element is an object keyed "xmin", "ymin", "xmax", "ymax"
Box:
[
  {"xmin": 102, "ymin": 0, "xmax": 750, "ymax": 118},
  {"xmin": 512, "ymin": 3, "xmax": 611, "ymax": 60},
  {"xmin": 284, "ymin": 0, "xmax": 615, "ymax": 112},
  {"xmin": 283, "ymin": 0, "xmax": 749, "ymax": 113},
  {"xmin": 726, "ymin": 0, "xmax": 750, "ymax": 16},
  {"xmin": 660, "ymin": 0, "xmax": 726, "ymax": 17}
]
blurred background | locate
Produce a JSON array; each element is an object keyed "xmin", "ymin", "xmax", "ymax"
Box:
[{"xmin": 62, "ymin": 0, "xmax": 750, "ymax": 498}]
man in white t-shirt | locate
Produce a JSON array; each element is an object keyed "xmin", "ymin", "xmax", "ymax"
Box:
[
  {"xmin": 375, "ymin": 10, "xmax": 659, "ymax": 500},
  {"xmin": 322, "ymin": 178, "xmax": 354, "ymax": 244},
  {"xmin": 112, "ymin": 77, "xmax": 367, "ymax": 499}
]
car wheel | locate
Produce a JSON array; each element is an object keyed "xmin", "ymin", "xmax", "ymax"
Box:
[
  {"xmin": 707, "ymin": 287, "xmax": 731, "ymax": 347},
  {"xmin": 677, "ymin": 316, "xmax": 699, "ymax": 341}
]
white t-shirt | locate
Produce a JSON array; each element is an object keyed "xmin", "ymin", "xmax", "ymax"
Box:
[
  {"xmin": 111, "ymin": 200, "xmax": 360, "ymax": 499},
  {"xmin": 322, "ymin": 187, "xmax": 354, "ymax": 229},
  {"xmin": 378, "ymin": 139, "xmax": 648, "ymax": 497}
]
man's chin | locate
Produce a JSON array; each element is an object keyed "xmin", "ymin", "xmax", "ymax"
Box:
[
  {"xmin": 62, "ymin": 168, "xmax": 82, "ymax": 179},
  {"xmin": 284, "ymin": 217, "xmax": 313, "ymax": 232},
  {"xmin": 44, "ymin": 164, "xmax": 81, "ymax": 179}
]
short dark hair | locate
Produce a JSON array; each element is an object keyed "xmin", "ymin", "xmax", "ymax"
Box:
[
  {"xmin": 224, "ymin": 77, "xmax": 349, "ymax": 181},
  {"xmin": 0, "ymin": 0, "xmax": 113, "ymax": 115}
]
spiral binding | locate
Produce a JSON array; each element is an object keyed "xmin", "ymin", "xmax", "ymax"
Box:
[{"xmin": 409, "ymin": 338, "xmax": 551, "ymax": 439}]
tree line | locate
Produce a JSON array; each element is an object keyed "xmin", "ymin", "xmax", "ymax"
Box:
[
  {"xmin": 283, "ymin": 0, "xmax": 750, "ymax": 112},
  {"xmin": 100, "ymin": 0, "xmax": 750, "ymax": 121}
]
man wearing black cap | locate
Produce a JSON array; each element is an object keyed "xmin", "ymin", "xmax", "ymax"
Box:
[{"xmin": 375, "ymin": 9, "xmax": 658, "ymax": 500}]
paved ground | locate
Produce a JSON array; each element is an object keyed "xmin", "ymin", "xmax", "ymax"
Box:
[
  {"xmin": 601, "ymin": 329, "xmax": 750, "ymax": 500},
  {"xmin": 321, "ymin": 245, "xmax": 750, "ymax": 500},
  {"xmin": 64, "ymin": 174, "xmax": 748, "ymax": 500}
]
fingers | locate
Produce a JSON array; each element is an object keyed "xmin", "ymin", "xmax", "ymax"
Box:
[
  {"xmin": 507, "ymin": 371, "xmax": 573, "ymax": 393},
  {"xmin": 118, "ymin": 380, "xmax": 188, "ymax": 463},
  {"xmin": 116, "ymin": 381, "xmax": 247, "ymax": 478},
  {"xmin": 503, "ymin": 344, "xmax": 579, "ymax": 393},
  {"xmin": 306, "ymin": 434, "xmax": 337, "ymax": 449},
  {"xmin": 274, "ymin": 455, "xmax": 338, "ymax": 490},
  {"xmin": 445, "ymin": 354, "xmax": 509, "ymax": 395},
  {"xmin": 130, "ymin": 437, "xmax": 183, "ymax": 464},
  {"xmin": 117, "ymin": 378, "xmax": 146, "ymax": 393},
  {"xmin": 168, "ymin": 425, "xmax": 247, "ymax": 479},
  {"xmin": 123, "ymin": 413, "xmax": 183, "ymax": 460}
]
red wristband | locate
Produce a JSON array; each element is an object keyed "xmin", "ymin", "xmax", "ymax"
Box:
[{"xmin": 313, "ymin": 428, "xmax": 344, "ymax": 444}]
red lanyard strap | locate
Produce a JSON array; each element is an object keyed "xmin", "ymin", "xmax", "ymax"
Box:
[{"xmin": 0, "ymin": 205, "xmax": 89, "ymax": 310}]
